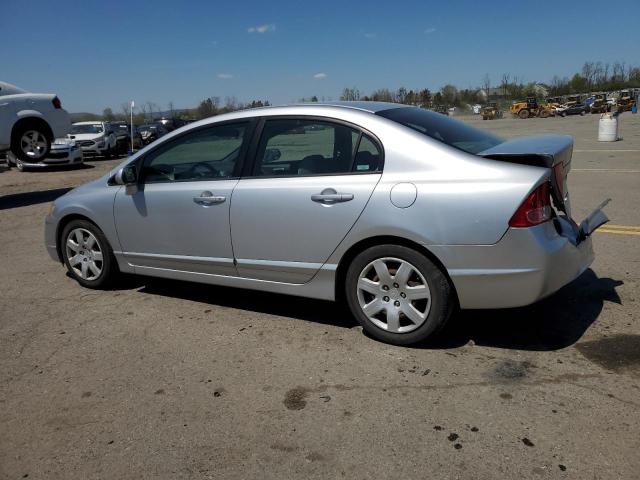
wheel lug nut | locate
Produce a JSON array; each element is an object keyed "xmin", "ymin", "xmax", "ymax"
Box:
[
  {"xmin": 383, "ymin": 296, "xmax": 390, "ymax": 302},
  {"xmin": 394, "ymin": 300, "xmax": 400, "ymax": 307},
  {"xmin": 382, "ymin": 285, "xmax": 389, "ymax": 291},
  {"xmin": 400, "ymin": 292, "xmax": 406, "ymax": 298},
  {"xmin": 393, "ymin": 283, "xmax": 399, "ymax": 288}
]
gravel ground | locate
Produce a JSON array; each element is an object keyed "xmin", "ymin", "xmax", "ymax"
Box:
[{"xmin": 1, "ymin": 113, "xmax": 639, "ymax": 479}]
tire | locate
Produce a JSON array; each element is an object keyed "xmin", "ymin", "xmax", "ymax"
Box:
[
  {"xmin": 518, "ymin": 109, "xmax": 529, "ymax": 119},
  {"xmin": 11, "ymin": 122, "xmax": 52, "ymax": 162},
  {"xmin": 345, "ymin": 245, "xmax": 454, "ymax": 345},
  {"xmin": 61, "ymin": 219, "xmax": 118, "ymax": 289},
  {"xmin": 580, "ymin": 111, "xmax": 585, "ymax": 116},
  {"xmin": 540, "ymin": 110, "xmax": 550, "ymax": 118}
]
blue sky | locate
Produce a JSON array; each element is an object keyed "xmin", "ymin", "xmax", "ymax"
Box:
[{"xmin": 1, "ymin": 0, "xmax": 638, "ymax": 113}]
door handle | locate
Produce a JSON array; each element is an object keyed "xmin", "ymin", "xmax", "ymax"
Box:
[
  {"xmin": 193, "ymin": 191, "xmax": 226, "ymax": 205},
  {"xmin": 311, "ymin": 188, "xmax": 354, "ymax": 204}
]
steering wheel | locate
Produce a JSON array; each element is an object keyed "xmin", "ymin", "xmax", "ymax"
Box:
[
  {"xmin": 187, "ymin": 162, "xmax": 219, "ymax": 179},
  {"xmin": 146, "ymin": 164, "xmax": 174, "ymax": 181}
]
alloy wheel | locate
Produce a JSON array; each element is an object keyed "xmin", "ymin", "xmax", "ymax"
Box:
[
  {"xmin": 20, "ymin": 130, "xmax": 48, "ymax": 159},
  {"xmin": 65, "ymin": 228, "xmax": 104, "ymax": 281},
  {"xmin": 356, "ymin": 257, "xmax": 431, "ymax": 333}
]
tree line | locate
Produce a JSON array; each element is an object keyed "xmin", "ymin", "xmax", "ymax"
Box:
[
  {"xmin": 338, "ymin": 61, "xmax": 640, "ymax": 109},
  {"xmin": 83, "ymin": 59, "xmax": 639, "ymax": 123},
  {"xmin": 81, "ymin": 97, "xmax": 271, "ymax": 124}
]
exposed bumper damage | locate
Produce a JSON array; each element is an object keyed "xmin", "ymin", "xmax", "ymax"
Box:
[{"xmin": 430, "ymin": 200, "xmax": 610, "ymax": 309}]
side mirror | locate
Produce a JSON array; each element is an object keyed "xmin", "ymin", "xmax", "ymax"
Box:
[{"xmin": 114, "ymin": 164, "xmax": 138, "ymax": 185}]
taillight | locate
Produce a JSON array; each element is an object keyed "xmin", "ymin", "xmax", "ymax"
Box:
[
  {"xmin": 52, "ymin": 96, "xmax": 62, "ymax": 109},
  {"xmin": 509, "ymin": 182, "xmax": 552, "ymax": 227}
]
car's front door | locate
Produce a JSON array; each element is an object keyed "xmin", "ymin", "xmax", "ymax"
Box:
[
  {"xmin": 230, "ymin": 117, "xmax": 383, "ymax": 283},
  {"xmin": 114, "ymin": 121, "xmax": 251, "ymax": 275}
]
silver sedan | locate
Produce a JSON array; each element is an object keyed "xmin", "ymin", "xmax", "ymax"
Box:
[{"xmin": 44, "ymin": 102, "xmax": 609, "ymax": 345}]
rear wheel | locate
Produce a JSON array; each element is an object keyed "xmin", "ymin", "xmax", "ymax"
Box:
[
  {"xmin": 61, "ymin": 219, "xmax": 118, "ymax": 289},
  {"xmin": 518, "ymin": 109, "xmax": 529, "ymax": 119},
  {"xmin": 345, "ymin": 245, "xmax": 454, "ymax": 345},
  {"xmin": 11, "ymin": 123, "xmax": 51, "ymax": 161}
]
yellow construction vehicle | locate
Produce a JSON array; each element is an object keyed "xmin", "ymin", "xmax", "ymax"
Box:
[
  {"xmin": 617, "ymin": 90, "xmax": 636, "ymax": 112},
  {"xmin": 481, "ymin": 102, "xmax": 503, "ymax": 120},
  {"xmin": 510, "ymin": 97, "xmax": 554, "ymax": 118},
  {"xmin": 590, "ymin": 93, "xmax": 610, "ymax": 114},
  {"xmin": 546, "ymin": 96, "xmax": 562, "ymax": 108}
]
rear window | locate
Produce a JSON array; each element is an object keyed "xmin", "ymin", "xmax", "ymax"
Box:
[{"xmin": 377, "ymin": 107, "xmax": 503, "ymax": 154}]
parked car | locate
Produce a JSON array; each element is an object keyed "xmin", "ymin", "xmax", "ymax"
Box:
[
  {"xmin": 0, "ymin": 81, "xmax": 70, "ymax": 162},
  {"xmin": 108, "ymin": 121, "xmax": 131, "ymax": 154},
  {"xmin": 108, "ymin": 121, "xmax": 143, "ymax": 154},
  {"xmin": 555, "ymin": 103, "xmax": 589, "ymax": 117},
  {"xmin": 68, "ymin": 121, "xmax": 118, "ymax": 158},
  {"xmin": 7, "ymin": 137, "xmax": 82, "ymax": 170},
  {"xmin": 45, "ymin": 102, "xmax": 609, "ymax": 345},
  {"xmin": 137, "ymin": 123, "xmax": 168, "ymax": 145}
]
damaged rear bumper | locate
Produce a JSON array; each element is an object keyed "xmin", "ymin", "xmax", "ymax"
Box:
[{"xmin": 429, "ymin": 202, "xmax": 609, "ymax": 309}]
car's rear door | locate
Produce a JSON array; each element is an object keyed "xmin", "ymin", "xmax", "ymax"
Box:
[
  {"xmin": 229, "ymin": 116, "xmax": 383, "ymax": 283},
  {"xmin": 113, "ymin": 121, "xmax": 253, "ymax": 275}
]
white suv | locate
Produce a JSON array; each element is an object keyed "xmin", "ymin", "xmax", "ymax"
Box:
[
  {"xmin": 0, "ymin": 81, "xmax": 71, "ymax": 163},
  {"xmin": 68, "ymin": 121, "xmax": 118, "ymax": 158}
]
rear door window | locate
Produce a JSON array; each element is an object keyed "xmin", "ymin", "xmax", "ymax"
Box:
[{"xmin": 252, "ymin": 118, "xmax": 383, "ymax": 176}]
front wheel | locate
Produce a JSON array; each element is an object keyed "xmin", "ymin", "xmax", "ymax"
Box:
[
  {"xmin": 61, "ymin": 220, "xmax": 118, "ymax": 289},
  {"xmin": 345, "ymin": 245, "xmax": 454, "ymax": 345}
]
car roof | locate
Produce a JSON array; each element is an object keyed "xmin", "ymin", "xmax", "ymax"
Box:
[{"xmin": 266, "ymin": 101, "xmax": 403, "ymax": 113}]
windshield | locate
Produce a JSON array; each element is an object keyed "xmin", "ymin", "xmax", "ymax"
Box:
[
  {"xmin": 71, "ymin": 124, "xmax": 104, "ymax": 134},
  {"xmin": 377, "ymin": 107, "xmax": 503, "ymax": 154}
]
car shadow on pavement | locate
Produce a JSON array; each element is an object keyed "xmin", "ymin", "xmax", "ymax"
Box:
[
  {"xmin": 430, "ymin": 269, "xmax": 623, "ymax": 351},
  {"xmin": 136, "ymin": 277, "xmax": 358, "ymax": 329},
  {"xmin": 0, "ymin": 187, "xmax": 72, "ymax": 210},
  {"xmin": 128, "ymin": 268, "xmax": 621, "ymax": 351}
]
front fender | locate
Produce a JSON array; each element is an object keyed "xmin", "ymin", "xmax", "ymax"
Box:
[{"xmin": 49, "ymin": 182, "xmax": 122, "ymax": 256}]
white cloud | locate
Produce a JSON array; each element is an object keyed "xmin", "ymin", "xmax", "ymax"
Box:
[
  {"xmin": 248, "ymin": 24, "xmax": 276, "ymax": 33},
  {"xmin": 217, "ymin": 73, "xmax": 233, "ymax": 79},
  {"xmin": 364, "ymin": 32, "xmax": 376, "ymax": 39},
  {"xmin": 313, "ymin": 73, "xmax": 327, "ymax": 79},
  {"xmin": 424, "ymin": 27, "xmax": 436, "ymax": 34}
]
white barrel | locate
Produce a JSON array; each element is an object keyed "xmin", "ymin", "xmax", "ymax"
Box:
[{"xmin": 598, "ymin": 114, "xmax": 619, "ymax": 142}]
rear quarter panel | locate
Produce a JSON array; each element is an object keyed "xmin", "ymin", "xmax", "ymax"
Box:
[{"xmin": 328, "ymin": 125, "xmax": 548, "ymax": 263}]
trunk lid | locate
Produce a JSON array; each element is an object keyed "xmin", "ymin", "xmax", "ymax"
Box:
[
  {"xmin": 478, "ymin": 134, "xmax": 572, "ymax": 216},
  {"xmin": 478, "ymin": 134, "xmax": 610, "ymax": 244}
]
